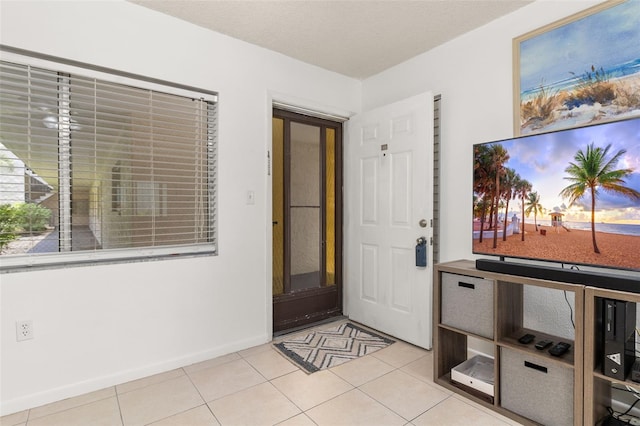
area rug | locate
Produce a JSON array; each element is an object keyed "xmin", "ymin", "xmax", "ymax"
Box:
[{"xmin": 274, "ymin": 322, "xmax": 395, "ymax": 373}]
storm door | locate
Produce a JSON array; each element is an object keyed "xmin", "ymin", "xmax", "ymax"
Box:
[{"xmin": 272, "ymin": 109, "xmax": 342, "ymax": 332}]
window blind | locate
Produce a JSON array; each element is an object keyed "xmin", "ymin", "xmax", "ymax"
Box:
[{"xmin": 0, "ymin": 59, "xmax": 218, "ymax": 266}]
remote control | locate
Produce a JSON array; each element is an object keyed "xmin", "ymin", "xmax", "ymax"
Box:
[
  {"xmin": 518, "ymin": 333, "xmax": 535, "ymax": 344},
  {"xmin": 548, "ymin": 342, "xmax": 571, "ymax": 357},
  {"xmin": 535, "ymin": 340, "xmax": 553, "ymax": 350}
]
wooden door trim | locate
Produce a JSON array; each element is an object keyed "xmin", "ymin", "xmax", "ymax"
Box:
[{"xmin": 282, "ymin": 113, "xmax": 292, "ymax": 295}]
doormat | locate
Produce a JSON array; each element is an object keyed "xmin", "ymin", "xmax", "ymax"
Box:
[{"xmin": 274, "ymin": 322, "xmax": 395, "ymax": 373}]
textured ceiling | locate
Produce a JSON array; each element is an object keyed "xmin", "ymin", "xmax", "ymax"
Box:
[{"xmin": 128, "ymin": 0, "xmax": 532, "ymax": 79}]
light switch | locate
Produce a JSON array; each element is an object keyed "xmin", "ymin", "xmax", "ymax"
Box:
[{"xmin": 246, "ymin": 190, "xmax": 255, "ymax": 205}]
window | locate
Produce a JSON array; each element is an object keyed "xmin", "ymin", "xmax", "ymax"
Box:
[{"xmin": 0, "ymin": 55, "xmax": 218, "ymax": 269}]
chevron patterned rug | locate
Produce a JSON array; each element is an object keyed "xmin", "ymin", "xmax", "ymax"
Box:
[{"xmin": 274, "ymin": 322, "xmax": 395, "ymax": 373}]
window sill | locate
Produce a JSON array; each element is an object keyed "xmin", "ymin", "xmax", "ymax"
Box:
[{"xmin": 0, "ymin": 244, "xmax": 217, "ymax": 273}]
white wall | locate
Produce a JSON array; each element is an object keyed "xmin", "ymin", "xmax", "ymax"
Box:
[
  {"xmin": 362, "ymin": 0, "xmax": 605, "ymax": 264},
  {"xmin": 362, "ymin": 0, "xmax": 607, "ymax": 355},
  {"xmin": 0, "ymin": 0, "xmax": 360, "ymax": 414},
  {"xmin": 2, "ymin": 0, "xmax": 631, "ymax": 415}
]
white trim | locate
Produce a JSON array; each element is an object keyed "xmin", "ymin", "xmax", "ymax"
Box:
[
  {"xmin": 0, "ymin": 244, "xmax": 216, "ymax": 272},
  {"xmin": 265, "ymin": 94, "xmax": 275, "ymax": 341},
  {"xmin": 0, "ymin": 332, "xmax": 268, "ymax": 415},
  {"xmin": 270, "ymin": 91, "xmax": 354, "ymax": 122}
]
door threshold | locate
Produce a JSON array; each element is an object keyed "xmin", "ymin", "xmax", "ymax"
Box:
[{"xmin": 273, "ymin": 315, "xmax": 348, "ymax": 338}]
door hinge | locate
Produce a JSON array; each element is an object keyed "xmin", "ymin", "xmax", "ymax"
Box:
[{"xmin": 267, "ymin": 151, "xmax": 271, "ymax": 176}]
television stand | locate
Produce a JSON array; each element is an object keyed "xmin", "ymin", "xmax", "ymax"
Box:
[{"xmin": 434, "ymin": 260, "xmax": 583, "ymax": 425}]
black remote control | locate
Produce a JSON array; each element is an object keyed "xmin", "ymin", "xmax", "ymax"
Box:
[
  {"xmin": 535, "ymin": 340, "xmax": 553, "ymax": 350},
  {"xmin": 548, "ymin": 342, "xmax": 571, "ymax": 356},
  {"xmin": 518, "ymin": 333, "xmax": 535, "ymax": 344}
]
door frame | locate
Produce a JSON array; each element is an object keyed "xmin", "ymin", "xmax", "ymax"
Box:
[{"xmin": 271, "ymin": 108, "xmax": 344, "ymax": 333}]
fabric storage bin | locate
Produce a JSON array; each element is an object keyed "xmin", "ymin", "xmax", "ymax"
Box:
[
  {"xmin": 441, "ymin": 272, "xmax": 494, "ymax": 338},
  {"xmin": 500, "ymin": 347, "xmax": 573, "ymax": 426}
]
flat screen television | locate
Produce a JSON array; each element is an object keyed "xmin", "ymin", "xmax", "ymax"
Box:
[{"xmin": 472, "ymin": 117, "xmax": 640, "ymax": 277}]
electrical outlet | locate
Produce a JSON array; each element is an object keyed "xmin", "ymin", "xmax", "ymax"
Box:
[{"xmin": 16, "ymin": 320, "xmax": 33, "ymax": 341}]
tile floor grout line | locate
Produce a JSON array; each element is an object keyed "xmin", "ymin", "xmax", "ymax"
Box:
[
  {"xmin": 196, "ymin": 362, "xmax": 284, "ymax": 415},
  {"xmin": 409, "ymin": 393, "xmax": 455, "ymax": 423},
  {"xmin": 247, "ymin": 350, "xmax": 278, "ymax": 381},
  {"xmin": 274, "ymin": 411, "xmax": 318, "ymax": 426},
  {"xmin": 142, "ymin": 404, "xmax": 211, "ymax": 426},
  {"xmin": 276, "ymin": 367, "xmax": 356, "ymax": 415},
  {"xmin": 115, "ymin": 369, "xmax": 186, "ymax": 396},
  {"xmin": 113, "ymin": 385, "xmax": 125, "ymax": 426},
  {"xmin": 181, "ymin": 366, "xmax": 214, "ymax": 412},
  {"xmin": 2, "ymin": 334, "xmax": 523, "ymax": 426},
  {"xmin": 262, "ymin": 379, "xmax": 306, "ymax": 421},
  {"xmin": 25, "ymin": 387, "xmax": 118, "ymax": 423},
  {"xmin": 352, "ymin": 365, "xmax": 421, "ymax": 423},
  {"xmin": 202, "ymin": 401, "xmax": 222, "ymax": 426},
  {"xmin": 267, "ymin": 371, "xmax": 316, "ymax": 414},
  {"xmin": 450, "ymin": 393, "xmax": 516, "ymax": 425}
]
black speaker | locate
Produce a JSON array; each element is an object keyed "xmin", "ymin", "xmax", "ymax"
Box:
[
  {"xmin": 474, "ymin": 259, "xmax": 640, "ymax": 293},
  {"xmin": 603, "ymin": 299, "xmax": 636, "ymax": 380}
]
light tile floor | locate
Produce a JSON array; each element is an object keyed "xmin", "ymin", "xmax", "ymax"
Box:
[{"xmin": 1, "ymin": 321, "xmax": 523, "ymax": 426}]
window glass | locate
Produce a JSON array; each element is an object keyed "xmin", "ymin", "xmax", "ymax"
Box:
[{"xmin": 0, "ymin": 60, "xmax": 217, "ymax": 266}]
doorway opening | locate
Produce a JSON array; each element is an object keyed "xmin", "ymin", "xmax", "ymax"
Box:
[{"xmin": 272, "ymin": 108, "xmax": 343, "ymax": 333}]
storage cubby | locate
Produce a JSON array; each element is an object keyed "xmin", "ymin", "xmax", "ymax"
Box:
[
  {"xmin": 434, "ymin": 260, "xmax": 584, "ymax": 426},
  {"xmin": 584, "ymin": 287, "xmax": 640, "ymax": 425},
  {"xmin": 495, "ymin": 280, "xmax": 577, "ymax": 368}
]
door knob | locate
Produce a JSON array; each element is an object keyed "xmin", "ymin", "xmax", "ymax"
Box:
[{"xmin": 419, "ymin": 219, "xmax": 428, "ymax": 228}]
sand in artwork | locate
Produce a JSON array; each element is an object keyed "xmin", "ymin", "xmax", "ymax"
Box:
[{"xmin": 521, "ymin": 72, "xmax": 640, "ymax": 134}]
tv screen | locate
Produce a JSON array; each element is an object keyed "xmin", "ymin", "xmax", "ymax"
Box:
[{"xmin": 473, "ymin": 117, "xmax": 640, "ymax": 272}]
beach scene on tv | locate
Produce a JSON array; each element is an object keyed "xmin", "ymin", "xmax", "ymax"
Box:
[{"xmin": 473, "ymin": 118, "xmax": 640, "ymax": 271}]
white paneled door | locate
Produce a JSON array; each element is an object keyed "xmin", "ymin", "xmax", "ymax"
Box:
[{"xmin": 345, "ymin": 92, "xmax": 434, "ymax": 349}]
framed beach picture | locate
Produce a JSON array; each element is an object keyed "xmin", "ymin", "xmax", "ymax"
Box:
[{"xmin": 514, "ymin": 0, "xmax": 640, "ymax": 135}]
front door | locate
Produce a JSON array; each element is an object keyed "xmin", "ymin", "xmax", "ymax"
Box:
[
  {"xmin": 345, "ymin": 92, "xmax": 434, "ymax": 348},
  {"xmin": 272, "ymin": 109, "xmax": 343, "ymax": 332}
]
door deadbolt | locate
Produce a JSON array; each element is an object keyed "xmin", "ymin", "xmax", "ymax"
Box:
[{"xmin": 419, "ymin": 219, "xmax": 428, "ymax": 228}]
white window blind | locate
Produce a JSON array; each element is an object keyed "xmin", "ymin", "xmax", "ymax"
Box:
[{"xmin": 0, "ymin": 58, "xmax": 218, "ymax": 268}]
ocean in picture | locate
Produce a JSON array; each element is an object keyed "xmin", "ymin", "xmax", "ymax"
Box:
[
  {"xmin": 536, "ymin": 220, "xmax": 640, "ymax": 237},
  {"xmin": 521, "ymin": 58, "xmax": 640, "ymax": 102}
]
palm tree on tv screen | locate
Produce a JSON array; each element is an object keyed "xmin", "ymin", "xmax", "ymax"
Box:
[
  {"xmin": 560, "ymin": 143, "xmax": 640, "ymax": 254},
  {"xmin": 474, "ymin": 144, "xmax": 492, "ymax": 243},
  {"xmin": 490, "ymin": 144, "xmax": 509, "ymax": 249},
  {"xmin": 525, "ymin": 191, "xmax": 543, "ymax": 232},
  {"xmin": 501, "ymin": 168, "xmax": 518, "ymax": 241},
  {"xmin": 515, "ymin": 178, "xmax": 532, "ymax": 242}
]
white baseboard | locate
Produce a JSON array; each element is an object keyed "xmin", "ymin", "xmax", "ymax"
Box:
[{"xmin": 1, "ymin": 334, "xmax": 268, "ymax": 416}]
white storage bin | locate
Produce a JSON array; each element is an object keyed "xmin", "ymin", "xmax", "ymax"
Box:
[{"xmin": 451, "ymin": 354, "xmax": 495, "ymax": 396}]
